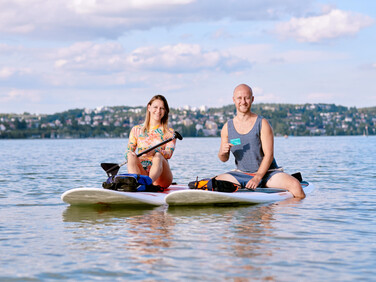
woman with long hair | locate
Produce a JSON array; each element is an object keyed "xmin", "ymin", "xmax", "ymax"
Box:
[{"xmin": 125, "ymin": 95, "xmax": 176, "ymax": 188}]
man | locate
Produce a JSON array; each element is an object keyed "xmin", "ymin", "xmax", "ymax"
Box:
[{"xmin": 216, "ymin": 84, "xmax": 305, "ymax": 198}]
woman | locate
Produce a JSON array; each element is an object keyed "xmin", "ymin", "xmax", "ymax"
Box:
[{"xmin": 126, "ymin": 95, "xmax": 176, "ymax": 188}]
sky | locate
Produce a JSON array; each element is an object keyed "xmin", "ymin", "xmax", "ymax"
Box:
[{"xmin": 0, "ymin": 0, "xmax": 375, "ymax": 114}]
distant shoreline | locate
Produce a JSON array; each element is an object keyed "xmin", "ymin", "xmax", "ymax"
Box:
[{"xmin": 1, "ymin": 103, "xmax": 375, "ymax": 139}]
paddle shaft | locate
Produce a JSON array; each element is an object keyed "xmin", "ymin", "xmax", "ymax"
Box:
[{"xmin": 105, "ymin": 131, "xmax": 182, "ymax": 174}]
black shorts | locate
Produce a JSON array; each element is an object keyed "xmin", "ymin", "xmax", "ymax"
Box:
[{"xmin": 226, "ymin": 169, "xmax": 282, "ymax": 188}]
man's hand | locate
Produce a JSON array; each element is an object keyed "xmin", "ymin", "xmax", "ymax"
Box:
[
  {"xmin": 245, "ymin": 175, "xmax": 262, "ymax": 190},
  {"xmin": 220, "ymin": 142, "xmax": 233, "ymax": 156}
]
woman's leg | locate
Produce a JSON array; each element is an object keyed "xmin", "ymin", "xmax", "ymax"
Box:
[
  {"xmin": 127, "ymin": 152, "xmax": 147, "ymax": 175},
  {"xmin": 149, "ymin": 152, "xmax": 173, "ymax": 188}
]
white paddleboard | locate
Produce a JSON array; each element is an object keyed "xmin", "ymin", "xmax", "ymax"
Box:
[
  {"xmin": 165, "ymin": 181, "xmax": 315, "ymax": 206},
  {"xmin": 61, "ymin": 185, "xmax": 187, "ymax": 206}
]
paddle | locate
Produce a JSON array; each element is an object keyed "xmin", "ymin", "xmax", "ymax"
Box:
[{"xmin": 101, "ymin": 131, "xmax": 183, "ymax": 177}]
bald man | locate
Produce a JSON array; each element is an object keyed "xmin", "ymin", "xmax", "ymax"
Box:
[{"xmin": 217, "ymin": 84, "xmax": 305, "ymax": 198}]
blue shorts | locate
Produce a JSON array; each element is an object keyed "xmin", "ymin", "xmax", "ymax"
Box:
[{"xmin": 226, "ymin": 170, "xmax": 282, "ymax": 188}]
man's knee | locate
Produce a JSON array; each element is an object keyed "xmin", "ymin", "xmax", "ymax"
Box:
[
  {"xmin": 288, "ymin": 177, "xmax": 305, "ymax": 198},
  {"xmin": 268, "ymin": 173, "xmax": 305, "ymax": 198}
]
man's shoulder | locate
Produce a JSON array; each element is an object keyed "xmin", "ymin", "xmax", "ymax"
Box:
[{"xmin": 260, "ymin": 117, "xmax": 273, "ymax": 133}]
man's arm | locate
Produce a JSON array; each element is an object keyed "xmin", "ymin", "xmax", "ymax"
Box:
[{"xmin": 218, "ymin": 122, "xmax": 233, "ymax": 162}]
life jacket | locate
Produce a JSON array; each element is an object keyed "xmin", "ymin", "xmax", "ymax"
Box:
[
  {"xmin": 188, "ymin": 177, "xmax": 240, "ymax": 193},
  {"xmin": 102, "ymin": 174, "xmax": 163, "ymax": 192}
]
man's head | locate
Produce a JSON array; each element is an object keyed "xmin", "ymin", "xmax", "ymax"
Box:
[{"xmin": 233, "ymin": 84, "xmax": 254, "ymax": 113}]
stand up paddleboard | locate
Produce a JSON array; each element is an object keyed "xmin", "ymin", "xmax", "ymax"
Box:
[
  {"xmin": 61, "ymin": 185, "xmax": 187, "ymax": 207},
  {"xmin": 165, "ymin": 181, "xmax": 315, "ymax": 206},
  {"xmin": 62, "ymin": 181, "xmax": 315, "ymax": 207}
]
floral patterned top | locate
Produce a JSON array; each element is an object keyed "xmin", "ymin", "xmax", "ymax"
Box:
[{"xmin": 125, "ymin": 124, "xmax": 176, "ymax": 173}]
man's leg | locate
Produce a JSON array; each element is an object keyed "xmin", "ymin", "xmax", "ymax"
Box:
[
  {"xmin": 265, "ymin": 172, "xmax": 305, "ymax": 198},
  {"xmin": 215, "ymin": 173, "xmax": 241, "ymax": 185}
]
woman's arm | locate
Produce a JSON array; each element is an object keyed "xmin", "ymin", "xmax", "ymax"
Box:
[{"xmin": 125, "ymin": 126, "xmax": 138, "ymax": 160}]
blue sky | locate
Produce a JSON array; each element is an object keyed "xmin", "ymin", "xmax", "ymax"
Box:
[{"xmin": 0, "ymin": 0, "xmax": 375, "ymax": 114}]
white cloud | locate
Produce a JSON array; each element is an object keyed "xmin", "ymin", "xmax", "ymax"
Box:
[
  {"xmin": 52, "ymin": 42, "xmax": 250, "ymax": 74},
  {"xmin": 0, "ymin": 67, "xmax": 31, "ymax": 79},
  {"xmin": 228, "ymin": 44, "xmax": 346, "ymax": 65},
  {"xmin": 0, "ymin": 89, "xmax": 41, "ymax": 103},
  {"xmin": 275, "ymin": 9, "xmax": 374, "ymax": 42},
  {"xmin": 273, "ymin": 49, "xmax": 346, "ymax": 64},
  {"xmin": 0, "ymin": 67, "xmax": 15, "ymax": 79},
  {"xmin": 52, "ymin": 41, "xmax": 125, "ymax": 72},
  {"xmin": 69, "ymin": 0, "xmax": 195, "ymax": 14},
  {"xmin": 126, "ymin": 43, "xmax": 247, "ymax": 72},
  {"xmin": 0, "ymin": 0, "xmax": 309, "ymax": 39}
]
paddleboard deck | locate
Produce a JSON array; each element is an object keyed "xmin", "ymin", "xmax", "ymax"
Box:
[
  {"xmin": 165, "ymin": 181, "xmax": 315, "ymax": 206},
  {"xmin": 61, "ymin": 185, "xmax": 187, "ymax": 206}
]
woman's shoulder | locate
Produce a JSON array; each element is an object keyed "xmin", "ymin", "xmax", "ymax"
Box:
[
  {"xmin": 131, "ymin": 124, "xmax": 145, "ymax": 135},
  {"xmin": 162, "ymin": 127, "xmax": 174, "ymax": 137}
]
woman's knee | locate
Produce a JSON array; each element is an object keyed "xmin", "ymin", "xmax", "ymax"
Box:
[
  {"xmin": 127, "ymin": 152, "xmax": 138, "ymax": 164},
  {"xmin": 152, "ymin": 152, "xmax": 165, "ymax": 163}
]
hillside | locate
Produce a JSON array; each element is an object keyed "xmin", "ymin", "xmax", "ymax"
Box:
[{"xmin": 0, "ymin": 103, "xmax": 375, "ymax": 139}]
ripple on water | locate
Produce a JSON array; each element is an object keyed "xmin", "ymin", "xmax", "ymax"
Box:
[{"xmin": 1, "ymin": 136, "xmax": 376, "ymax": 281}]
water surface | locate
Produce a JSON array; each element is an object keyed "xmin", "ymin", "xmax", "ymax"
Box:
[{"xmin": 0, "ymin": 136, "xmax": 375, "ymax": 281}]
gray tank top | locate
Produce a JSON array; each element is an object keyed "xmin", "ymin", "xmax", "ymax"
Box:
[{"xmin": 228, "ymin": 116, "xmax": 278, "ymax": 173}]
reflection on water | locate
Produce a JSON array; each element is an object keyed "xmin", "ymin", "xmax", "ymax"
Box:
[
  {"xmin": 62, "ymin": 205, "xmax": 158, "ymax": 223},
  {"xmin": 61, "ymin": 199, "xmax": 302, "ymax": 281},
  {"xmin": 1, "ymin": 136, "xmax": 376, "ymax": 281}
]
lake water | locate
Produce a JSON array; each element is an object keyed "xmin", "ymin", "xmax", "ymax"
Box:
[{"xmin": 0, "ymin": 136, "xmax": 375, "ymax": 281}]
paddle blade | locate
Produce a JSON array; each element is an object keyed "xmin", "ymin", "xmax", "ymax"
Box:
[
  {"xmin": 174, "ymin": 131, "xmax": 183, "ymax": 140},
  {"xmin": 291, "ymin": 172, "xmax": 303, "ymax": 182},
  {"xmin": 101, "ymin": 163, "xmax": 120, "ymax": 176}
]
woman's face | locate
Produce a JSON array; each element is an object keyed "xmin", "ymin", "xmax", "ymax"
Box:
[{"xmin": 148, "ymin": 99, "xmax": 166, "ymax": 123}]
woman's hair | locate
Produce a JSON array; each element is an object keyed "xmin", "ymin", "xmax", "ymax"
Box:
[{"xmin": 142, "ymin": 94, "xmax": 170, "ymax": 134}]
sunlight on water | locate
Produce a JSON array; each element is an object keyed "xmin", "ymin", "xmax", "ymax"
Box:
[{"xmin": 0, "ymin": 136, "xmax": 375, "ymax": 281}]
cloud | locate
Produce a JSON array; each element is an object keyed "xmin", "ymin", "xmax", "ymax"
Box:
[
  {"xmin": 69, "ymin": 0, "xmax": 195, "ymax": 14},
  {"xmin": 272, "ymin": 49, "xmax": 347, "ymax": 64},
  {"xmin": 275, "ymin": 9, "xmax": 374, "ymax": 42},
  {"xmin": 52, "ymin": 42, "xmax": 250, "ymax": 74},
  {"xmin": 0, "ymin": 89, "xmax": 41, "ymax": 103},
  {"xmin": 0, "ymin": 67, "xmax": 32, "ymax": 79},
  {"xmin": 126, "ymin": 43, "xmax": 249, "ymax": 72},
  {"xmin": 52, "ymin": 41, "xmax": 125, "ymax": 73},
  {"xmin": 227, "ymin": 44, "xmax": 346, "ymax": 65},
  {"xmin": 0, "ymin": 0, "xmax": 310, "ymax": 39}
]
